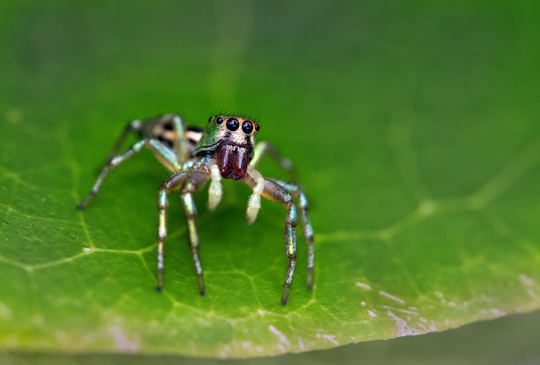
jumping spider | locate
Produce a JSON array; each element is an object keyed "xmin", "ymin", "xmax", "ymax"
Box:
[{"xmin": 77, "ymin": 114, "xmax": 314, "ymax": 304}]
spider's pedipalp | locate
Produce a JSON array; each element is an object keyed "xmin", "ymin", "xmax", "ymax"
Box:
[
  {"xmin": 208, "ymin": 162, "xmax": 223, "ymax": 211},
  {"xmin": 246, "ymin": 168, "xmax": 264, "ymax": 225}
]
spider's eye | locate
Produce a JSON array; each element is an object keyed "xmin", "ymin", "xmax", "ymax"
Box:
[
  {"xmin": 242, "ymin": 121, "xmax": 253, "ymax": 134},
  {"xmin": 254, "ymin": 123, "xmax": 260, "ymax": 132},
  {"xmin": 226, "ymin": 118, "xmax": 239, "ymax": 131},
  {"xmin": 216, "ymin": 116, "xmax": 224, "ymax": 125}
]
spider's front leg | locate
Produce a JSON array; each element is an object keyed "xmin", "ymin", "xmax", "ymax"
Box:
[
  {"xmin": 243, "ymin": 168, "xmax": 301, "ymax": 305},
  {"xmin": 157, "ymin": 171, "xmax": 188, "ymax": 291},
  {"xmin": 248, "ymin": 142, "xmax": 315, "ymax": 289},
  {"xmin": 157, "ymin": 167, "xmax": 211, "ymax": 296},
  {"xmin": 180, "ymin": 180, "xmax": 206, "ymax": 295}
]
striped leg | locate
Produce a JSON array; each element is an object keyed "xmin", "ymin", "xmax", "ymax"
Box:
[
  {"xmin": 76, "ymin": 119, "xmax": 143, "ymax": 209},
  {"xmin": 76, "ymin": 139, "xmax": 146, "ymax": 209},
  {"xmin": 99, "ymin": 119, "xmax": 144, "ymax": 171},
  {"xmin": 76, "ymin": 139, "xmax": 182, "ymax": 209},
  {"xmin": 250, "ymin": 141, "xmax": 298, "ymax": 181},
  {"xmin": 244, "ymin": 170, "xmax": 298, "ymax": 305},
  {"xmin": 77, "ymin": 115, "xmax": 188, "ymax": 210},
  {"xmin": 280, "ymin": 195, "xmax": 298, "ymax": 305},
  {"xmin": 181, "ymin": 181, "xmax": 206, "ymax": 295},
  {"xmin": 157, "ymin": 172, "xmax": 188, "ymax": 291},
  {"xmin": 269, "ymin": 179, "xmax": 314, "ymax": 290}
]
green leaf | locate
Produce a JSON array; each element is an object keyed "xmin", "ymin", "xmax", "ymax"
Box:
[{"xmin": 1, "ymin": 0, "xmax": 540, "ymax": 359}]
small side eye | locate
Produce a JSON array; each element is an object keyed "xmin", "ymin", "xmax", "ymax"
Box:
[
  {"xmin": 226, "ymin": 118, "xmax": 239, "ymax": 131},
  {"xmin": 254, "ymin": 123, "xmax": 260, "ymax": 131},
  {"xmin": 241, "ymin": 121, "xmax": 253, "ymax": 134},
  {"xmin": 216, "ymin": 116, "xmax": 224, "ymax": 125}
]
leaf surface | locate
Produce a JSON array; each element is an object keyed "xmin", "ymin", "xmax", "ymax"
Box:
[{"xmin": 1, "ymin": 0, "xmax": 540, "ymax": 358}]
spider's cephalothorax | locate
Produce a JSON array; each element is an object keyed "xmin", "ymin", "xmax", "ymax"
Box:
[
  {"xmin": 194, "ymin": 115, "xmax": 260, "ymax": 180},
  {"xmin": 76, "ymin": 113, "xmax": 314, "ymax": 305}
]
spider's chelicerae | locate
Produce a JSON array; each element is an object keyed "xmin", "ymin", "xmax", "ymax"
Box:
[{"xmin": 77, "ymin": 114, "xmax": 314, "ymax": 304}]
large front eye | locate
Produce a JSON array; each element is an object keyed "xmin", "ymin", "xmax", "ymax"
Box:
[
  {"xmin": 226, "ymin": 118, "xmax": 239, "ymax": 131},
  {"xmin": 242, "ymin": 121, "xmax": 253, "ymax": 134}
]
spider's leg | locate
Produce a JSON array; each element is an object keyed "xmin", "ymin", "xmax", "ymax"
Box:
[
  {"xmin": 157, "ymin": 171, "xmax": 188, "ymax": 291},
  {"xmin": 268, "ymin": 178, "xmax": 314, "ymax": 290},
  {"xmin": 77, "ymin": 119, "xmax": 143, "ymax": 208},
  {"xmin": 181, "ymin": 178, "xmax": 208, "ymax": 296},
  {"xmin": 250, "ymin": 141, "xmax": 298, "ymax": 181},
  {"xmin": 77, "ymin": 139, "xmax": 146, "ymax": 209},
  {"xmin": 77, "ymin": 114, "xmax": 191, "ymax": 210},
  {"xmin": 158, "ymin": 162, "xmax": 211, "ymax": 295},
  {"xmin": 94, "ymin": 119, "xmax": 144, "ymax": 173},
  {"xmin": 243, "ymin": 168, "xmax": 298, "ymax": 305},
  {"xmin": 76, "ymin": 138, "xmax": 182, "ymax": 209}
]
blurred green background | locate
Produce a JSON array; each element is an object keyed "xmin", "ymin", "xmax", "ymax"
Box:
[{"xmin": 2, "ymin": 0, "xmax": 540, "ymax": 363}]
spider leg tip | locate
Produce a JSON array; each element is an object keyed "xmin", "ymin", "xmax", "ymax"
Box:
[
  {"xmin": 307, "ymin": 284, "xmax": 313, "ymax": 291},
  {"xmin": 156, "ymin": 286, "xmax": 163, "ymax": 293},
  {"xmin": 199, "ymin": 290, "xmax": 206, "ymax": 296},
  {"xmin": 281, "ymin": 299, "xmax": 288, "ymax": 306}
]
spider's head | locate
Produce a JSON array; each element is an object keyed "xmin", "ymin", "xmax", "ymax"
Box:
[{"xmin": 194, "ymin": 115, "xmax": 260, "ymax": 180}]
